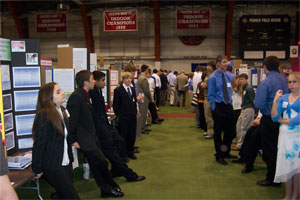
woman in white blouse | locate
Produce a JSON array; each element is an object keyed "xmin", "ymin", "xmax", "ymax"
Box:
[{"xmin": 32, "ymin": 82, "xmax": 79, "ymax": 199}]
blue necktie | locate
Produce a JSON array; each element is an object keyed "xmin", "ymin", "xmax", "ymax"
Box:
[
  {"xmin": 222, "ymin": 72, "xmax": 229, "ymax": 104},
  {"xmin": 127, "ymin": 87, "xmax": 131, "ymax": 98}
]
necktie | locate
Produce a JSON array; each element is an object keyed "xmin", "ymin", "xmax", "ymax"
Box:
[
  {"xmin": 222, "ymin": 72, "xmax": 229, "ymax": 104},
  {"xmin": 127, "ymin": 87, "xmax": 131, "ymax": 98}
]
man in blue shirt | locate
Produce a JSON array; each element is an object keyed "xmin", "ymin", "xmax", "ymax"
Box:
[
  {"xmin": 208, "ymin": 55, "xmax": 236, "ymax": 165},
  {"xmin": 254, "ymin": 56, "xmax": 288, "ymax": 187}
]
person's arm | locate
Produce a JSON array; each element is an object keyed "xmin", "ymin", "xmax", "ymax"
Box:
[
  {"xmin": 254, "ymin": 83, "xmax": 267, "ymax": 110},
  {"xmin": 142, "ymin": 79, "xmax": 152, "ymax": 101},
  {"xmin": 66, "ymin": 94, "xmax": 82, "ymax": 145},
  {"xmin": 207, "ymin": 77, "xmax": 216, "ymax": 110},
  {"xmin": 271, "ymin": 90, "xmax": 283, "ymax": 121},
  {"xmin": 112, "ymin": 88, "xmax": 121, "ymax": 117},
  {"xmin": 0, "ymin": 175, "xmax": 18, "ymax": 200},
  {"xmin": 201, "ymin": 80, "xmax": 207, "ymax": 89},
  {"xmin": 32, "ymin": 112, "xmax": 48, "ymax": 176}
]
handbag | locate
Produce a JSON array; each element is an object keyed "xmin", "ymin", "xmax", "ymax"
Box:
[{"xmin": 191, "ymin": 93, "xmax": 199, "ymax": 106}]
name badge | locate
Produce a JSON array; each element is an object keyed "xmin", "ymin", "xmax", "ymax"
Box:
[
  {"xmin": 65, "ymin": 109, "xmax": 70, "ymax": 118},
  {"xmin": 243, "ymin": 91, "xmax": 246, "ymax": 95},
  {"xmin": 282, "ymin": 101, "xmax": 288, "ymax": 108},
  {"xmin": 227, "ymin": 83, "xmax": 232, "ymax": 88}
]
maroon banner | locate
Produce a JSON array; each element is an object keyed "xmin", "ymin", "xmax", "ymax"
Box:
[
  {"xmin": 36, "ymin": 13, "xmax": 67, "ymax": 32},
  {"xmin": 177, "ymin": 9, "xmax": 210, "ymax": 29},
  {"xmin": 104, "ymin": 10, "xmax": 137, "ymax": 31}
]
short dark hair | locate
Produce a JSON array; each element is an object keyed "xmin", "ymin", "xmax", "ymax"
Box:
[
  {"xmin": 124, "ymin": 64, "xmax": 136, "ymax": 72},
  {"xmin": 207, "ymin": 61, "xmax": 216, "ymax": 71},
  {"xmin": 160, "ymin": 69, "xmax": 164, "ymax": 72},
  {"xmin": 263, "ymin": 56, "xmax": 279, "ymax": 72},
  {"xmin": 93, "ymin": 71, "xmax": 105, "ymax": 81},
  {"xmin": 216, "ymin": 55, "xmax": 228, "ymax": 63},
  {"xmin": 141, "ymin": 64, "xmax": 149, "ymax": 72},
  {"xmin": 153, "ymin": 69, "xmax": 158, "ymax": 73},
  {"xmin": 75, "ymin": 70, "xmax": 91, "ymax": 88},
  {"xmin": 148, "ymin": 68, "xmax": 152, "ymax": 74},
  {"xmin": 226, "ymin": 65, "xmax": 233, "ymax": 72},
  {"xmin": 174, "ymin": 71, "xmax": 178, "ymax": 75},
  {"xmin": 239, "ymin": 73, "xmax": 248, "ymax": 80},
  {"xmin": 195, "ymin": 65, "xmax": 202, "ymax": 72}
]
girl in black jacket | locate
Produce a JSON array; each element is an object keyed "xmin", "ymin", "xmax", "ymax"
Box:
[{"xmin": 32, "ymin": 82, "xmax": 80, "ymax": 199}]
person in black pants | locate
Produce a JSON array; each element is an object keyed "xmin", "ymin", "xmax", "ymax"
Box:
[
  {"xmin": 207, "ymin": 55, "xmax": 237, "ymax": 165},
  {"xmin": 113, "ymin": 72, "xmax": 138, "ymax": 160},
  {"xmin": 32, "ymin": 82, "xmax": 79, "ymax": 199},
  {"xmin": 89, "ymin": 71, "xmax": 145, "ymax": 182},
  {"xmin": 232, "ymin": 116, "xmax": 261, "ymax": 174},
  {"xmin": 67, "ymin": 70, "xmax": 124, "ymax": 198},
  {"xmin": 253, "ymin": 56, "xmax": 288, "ymax": 187}
]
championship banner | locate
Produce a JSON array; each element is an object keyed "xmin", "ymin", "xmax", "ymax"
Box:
[
  {"xmin": 104, "ymin": 10, "xmax": 137, "ymax": 31},
  {"xmin": 176, "ymin": 9, "xmax": 210, "ymax": 29},
  {"xmin": 36, "ymin": 13, "xmax": 67, "ymax": 32}
]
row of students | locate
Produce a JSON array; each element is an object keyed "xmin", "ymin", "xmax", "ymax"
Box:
[{"xmin": 32, "ymin": 70, "xmax": 146, "ymax": 199}]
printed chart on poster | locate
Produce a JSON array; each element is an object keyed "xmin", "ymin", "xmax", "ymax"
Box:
[
  {"xmin": 14, "ymin": 90, "xmax": 38, "ymax": 112},
  {"xmin": 18, "ymin": 137, "xmax": 33, "ymax": 149},
  {"xmin": 15, "ymin": 114, "xmax": 35, "ymax": 136},
  {"xmin": 5, "ymin": 131, "xmax": 15, "ymax": 151},
  {"xmin": 11, "ymin": 41, "xmax": 25, "ymax": 52},
  {"xmin": 53, "ymin": 68, "xmax": 74, "ymax": 93},
  {"xmin": 13, "ymin": 67, "xmax": 41, "ymax": 88},
  {"xmin": 1, "ymin": 65, "xmax": 11, "ymax": 91}
]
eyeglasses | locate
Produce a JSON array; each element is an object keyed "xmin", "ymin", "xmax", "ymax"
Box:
[{"xmin": 288, "ymin": 80, "xmax": 298, "ymax": 84}]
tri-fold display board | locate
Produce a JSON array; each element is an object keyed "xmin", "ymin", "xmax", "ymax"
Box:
[{"xmin": 1, "ymin": 39, "xmax": 41, "ymax": 155}]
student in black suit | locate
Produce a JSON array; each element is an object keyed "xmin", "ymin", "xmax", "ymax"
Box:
[
  {"xmin": 113, "ymin": 72, "xmax": 138, "ymax": 159},
  {"xmin": 89, "ymin": 71, "xmax": 145, "ymax": 182},
  {"xmin": 67, "ymin": 70, "xmax": 124, "ymax": 198},
  {"xmin": 32, "ymin": 82, "xmax": 80, "ymax": 199}
]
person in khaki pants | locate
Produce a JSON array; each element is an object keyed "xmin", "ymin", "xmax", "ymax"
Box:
[
  {"xmin": 176, "ymin": 70, "xmax": 188, "ymax": 107},
  {"xmin": 201, "ymin": 61, "xmax": 216, "ymax": 139}
]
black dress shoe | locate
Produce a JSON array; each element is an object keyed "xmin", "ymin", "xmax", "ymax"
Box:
[
  {"xmin": 121, "ymin": 157, "xmax": 129, "ymax": 163},
  {"xmin": 142, "ymin": 131, "xmax": 149, "ymax": 134},
  {"xmin": 242, "ymin": 165, "xmax": 253, "ymax": 174},
  {"xmin": 127, "ymin": 175, "xmax": 146, "ymax": 182},
  {"xmin": 231, "ymin": 157, "xmax": 244, "ymax": 164},
  {"xmin": 224, "ymin": 154, "xmax": 238, "ymax": 159},
  {"xmin": 134, "ymin": 146, "xmax": 139, "ymax": 149},
  {"xmin": 129, "ymin": 154, "xmax": 137, "ymax": 160},
  {"xmin": 256, "ymin": 179, "xmax": 282, "ymax": 187},
  {"xmin": 152, "ymin": 120, "xmax": 161, "ymax": 124},
  {"xmin": 216, "ymin": 158, "xmax": 228, "ymax": 165},
  {"xmin": 101, "ymin": 189, "xmax": 124, "ymax": 198},
  {"xmin": 134, "ymin": 149, "xmax": 140, "ymax": 153},
  {"xmin": 146, "ymin": 124, "xmax": 151, "ymax": 126},
  {"xmin": 157, "ymin": 118, "xmax": 164, "ymax": 122},
  {"xmin": 145, "ymin": 129, "xmax": 152, "ymax": 132}
]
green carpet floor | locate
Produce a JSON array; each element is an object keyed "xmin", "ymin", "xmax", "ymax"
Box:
[{"xmin": 18, "ymin": 105, "xmax": 284, "ymax": 199}]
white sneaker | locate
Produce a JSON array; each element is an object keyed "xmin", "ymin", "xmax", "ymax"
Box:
[
  {"xmin": 83, "ymin": 163, "xmax": 90, "ymax": 180},
  {"xmin": 203, "ymin": 132, "xmax": 208, "ymax": 136},
  {"xmin": 205, "ymin": 135, "xmax": 214, "ymax": 139}
]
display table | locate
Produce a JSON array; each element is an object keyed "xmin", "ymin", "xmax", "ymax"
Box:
[{"xmin": 8, "ymin": 162, "xmax": 43, "ymax": 199}]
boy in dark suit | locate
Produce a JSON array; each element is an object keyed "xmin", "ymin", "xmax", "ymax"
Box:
[
  {"xmin": 113, "ymin": 72, "xmax": 138, "ymax": 159},
  {"xmin": 90, "ymin": 71, "xmax": 145, "ymax": 182},
  {"xmin": 67, "ymin": 70, "xmax": 124, "ymax": 198}
]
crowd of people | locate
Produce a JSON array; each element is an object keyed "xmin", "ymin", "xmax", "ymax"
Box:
[
  {"xmin": 1, "ymin": 55, "xmax": 299, "ymax": 199},
  {"xmin": 188, "ymin": 55, "xmax": 300, "ymax": 199}
]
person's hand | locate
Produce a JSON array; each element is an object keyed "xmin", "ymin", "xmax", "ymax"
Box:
[
  {"xmin": 137, "ymin": 95, "xmax": 144, "ymax": 101},
  {"xmin": 273, "ymin": 90, "xmax": 283, "ymax": 102},
  {"xmin": 34, "ymin": 172, "xmax": 43, "ymax": 179},
  {"xmin": 251, "ymin": 118, "xmax": 261, "ymax": 126},
  {"xmin": 72, "ymin": 142, "xmax": 80, "ymax": 149}
]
